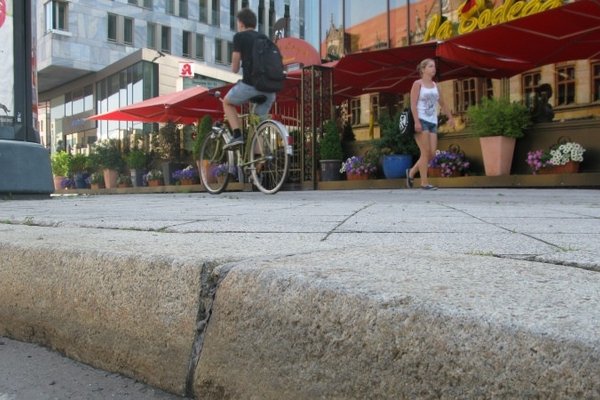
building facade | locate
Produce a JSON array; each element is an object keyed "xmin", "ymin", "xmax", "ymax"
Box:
[
  {"xmin": 37, "ymin": 0, "xmax": 600, "ymax": 153},
  {"xmin": 37, "ymin": 0, "xmax": 314, "ymax": 152}
]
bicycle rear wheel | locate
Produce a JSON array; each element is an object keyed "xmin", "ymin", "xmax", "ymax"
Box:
[
  {"xmin": 250, "ymin": 120, "xmax": 290, "ymax": 194},
  {"xmin": 199, "ymin": 130, "xmax": 230, "ymax": 194}
]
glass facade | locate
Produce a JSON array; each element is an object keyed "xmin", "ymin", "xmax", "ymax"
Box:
[{"xmin": 317, "ymin": 0, "xmax": 446, "ymax": 60}]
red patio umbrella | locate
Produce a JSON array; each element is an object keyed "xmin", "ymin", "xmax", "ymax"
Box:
[{"xmin": 89, "ymin": 85, "xmax": 223, "ymax": 124}]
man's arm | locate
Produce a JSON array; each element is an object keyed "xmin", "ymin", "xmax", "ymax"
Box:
[{"xmin": 231, "ymin": 51, "xmax": 241, "ymax": 74}]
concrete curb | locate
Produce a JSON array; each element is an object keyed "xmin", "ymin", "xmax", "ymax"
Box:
[
  {"xmin": 194, "ymin": 248, "xmax": 600, "ymax": 399},
  {"xmin": 0, "ymin": 243, "xmax": 218, "ymax": 396}
]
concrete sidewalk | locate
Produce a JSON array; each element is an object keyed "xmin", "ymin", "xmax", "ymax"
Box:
[{"xmin": 1, "ymin": 189, "xmax": 599, "ymax": 398}]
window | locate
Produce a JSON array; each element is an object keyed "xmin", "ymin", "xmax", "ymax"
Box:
[
  {"xmin": 183, "ymin": 31, "xmax": 192, "ymax": 57},
  {"xmin": 166, "ymin": 0, "xmax": 175, "ymax": 14},
  {"xmin": 230, "ymin": 0, "xmax": 238, "ymax": 31},
  {"xmin": 45, "ymin": 0, "xmax": 68, "ymax": 32},
  {"xmin": 226, "ymin": 41, "xmax": 233, "ymax": 64},
  {"xmin": 147, "ymin": 22, "xmax": 156, "ymax": 49},
  {"xmin": 199, "ymin": 0, "xmax": 208, "ymax": 23},
  {"xmin": 108, "ymin": 14, "xmax": 134, "ymax": 45},
  {"xmin": 179, "ymin": 0, "xmax": 188, "ymax": 18},
  {"xmin": 196, "ymin": 34, "xmax": 205, "ymax": 60},
  {"xmin": 143, "ymin": 0, "xmax": 153, "ymax": 8},
  {"xmin": 215, "ymin": 38, "xmax": 224, "ymax": 64},
  {"xmin": 258, "ymin": 0, "xmax": 265, "ymax": 33},
  {"xmin": 161, "ymin": 26, "xmax": 171, "ymax": 53},
  {"xmin": 242, "ymin": 0, "xmax": 249, "ymax": 7},
  {"xmin": 269, "ymin": 0, "xmax": 275, "ymax": 39},
  {"xmin": 370, "ymin": 95, "xmax": 379, "ymax": 122},
  {"xmin": 212, "ymin": 0, "xmax": 220, "ymax": 26},
  {"xmin": 453, "ymin": 78, "xmax": 477, "ymax": 113},
  {"xmin": 350, "ymin": 98, "xmax": 361, "ymax": 125},
  {"xmin": 522, "ymin": 71, "xmax": 541, "ymax": 108},
  {"xmin": 107, "ymin": 13, "xmax": 118, "ymax": 42},
  {"xmin": 128, "ymin": 0, "xmax": 137, "ymax": 4},
  {"xmin": 124, "ymin": 17, "xmax": 134, "ymax": 45},
  {"xmin": 593, "ymin": 62, "xmax": 600, "ymax": 102},
  {"xmin": 556, "ymin": 65, "xmax": 575, "ymax": 106}
]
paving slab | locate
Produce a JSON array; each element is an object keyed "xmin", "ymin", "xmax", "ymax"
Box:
[{"xmin": 0, "ymin": 189, "xmax": 599, "ymax": 398}]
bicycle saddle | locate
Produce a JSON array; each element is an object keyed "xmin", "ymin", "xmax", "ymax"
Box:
[{"xmin": 249, "ymin": 95, "xmax": 268, "ymax": 104}]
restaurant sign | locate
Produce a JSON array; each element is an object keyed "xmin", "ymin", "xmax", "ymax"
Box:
[{"xmin": 424, "ymin": 0, "xmax": 564, "ymax": 41}]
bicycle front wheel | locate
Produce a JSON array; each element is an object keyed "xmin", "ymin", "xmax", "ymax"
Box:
[
  {"xmin": 199, "ymin": 131, "xmax": 230, "ymax": 194},
  {"xmin": 250, "ymin": 120, "xmax": 290, "ymax": 194}
]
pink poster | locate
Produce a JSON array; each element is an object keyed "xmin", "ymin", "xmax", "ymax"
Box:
[{"xmin": 0, "ymin": 0, "xmax": 14, "ymax": 118}]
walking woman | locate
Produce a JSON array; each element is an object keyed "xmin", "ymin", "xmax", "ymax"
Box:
[{"xmin": 406, "ymin": 58, "xmax": 454, "ymax": 190}]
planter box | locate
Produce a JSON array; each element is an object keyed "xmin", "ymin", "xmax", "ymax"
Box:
[{"xmin": 538, "ymin": 161, "xmax": 580, "ymax": 175}]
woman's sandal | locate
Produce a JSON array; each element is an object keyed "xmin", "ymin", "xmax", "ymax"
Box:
[{"xmin": 405, "ymin": 169, "xmax": 414, "ymax": 188}]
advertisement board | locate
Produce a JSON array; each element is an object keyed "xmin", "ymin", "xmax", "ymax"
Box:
[{"xmin": 0, "ymin": 0, "xmax": 13, "ymax": 123}]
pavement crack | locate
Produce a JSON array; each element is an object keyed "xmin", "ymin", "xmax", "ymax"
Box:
[
  {"xmin": 441, "ymin": 204, "xmax": 567, "ymax": 251},
  {"xmin": 321, "ymin": 203, "xmax": 374, "ymax": 242},
  {"xmin": 494, "ymin": 254, "xmax": 600, "ymax": 273}
]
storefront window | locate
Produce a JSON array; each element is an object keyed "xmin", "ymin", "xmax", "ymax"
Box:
[{"xmin": 453, "ymin": 78, "xmax": 477, "ymax": 113}]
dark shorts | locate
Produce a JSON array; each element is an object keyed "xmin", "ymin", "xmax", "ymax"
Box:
[{"xmin": 419, "ymin": 119, "xmax": 438, "ymax": 134}]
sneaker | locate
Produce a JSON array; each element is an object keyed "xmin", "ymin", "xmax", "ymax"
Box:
[
  {"xmin": 421, "ymin": 184, "xmax": 438, "ymax": 190},
  {"xmin": 223, "ymin": 135, "xmax": 244, "ymax": 149},
  {"xmin": 405, "ymin": 169, "xmax": 414, "ymax": 188}
]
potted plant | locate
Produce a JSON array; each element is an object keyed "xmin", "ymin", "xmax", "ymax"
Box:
[
  {"xmin": 529, "ymin": 141, "xmax": 585, "ymax": 174},
  {"xmin": 319, "ymin": 120, "xmax": 344, "ymax": 181},
  {"xmin": 89, "ymin": 172, "xmax": 105, "ymax": 189},
  {"xmin": 193, "ymin": 115, "xmax": 215, "ymax": 184},
  {"xmin": 145, "ymin": 169, "xmax": 163, "ymax": 187},
  {"xmin": 94, "ymin": 139, "xmax": 124, "ymax": 188},
  {"xmin": 172, "ymin": 165, "xmax": 199, "ymax": 185},
  {"xmin": 467, "ymin": 97, "xmax": 531, "ymax": 176},
  {"xmin": 126, "ymin": 149, "xmax": 147, "ymax": 187},
  {"xmin": 340, "ymin": 155, "xmax": 378, "ymax": 180},
  {"xmin": 51, "ymin": 151, "xmax": 71, "ymax": 190},
  {"xmin": 117, "ymin": 174, "xmax": 132, "ymax": 188},
  {"xmin": 213, "ymin": 163, "xmax": 229, "ymax": 185},
  {"xmin": 374, "ymin": 112, "xmax": 419, "ymax": 179},
  {"xmin": 155, "ymin": 122, "xmax": 181, "ymax": 185},
  {"xmin": 70, "ymin": 153, "xmax": 89, "ymax": 189},
  {"xmin": 428, "ymin": 148, "xmax": 470, "ymax": 177}
]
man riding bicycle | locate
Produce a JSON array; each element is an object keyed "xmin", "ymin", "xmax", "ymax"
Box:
[{"xmin": 222, "ymin": 8, "xmax": 276, "ymax": 149}]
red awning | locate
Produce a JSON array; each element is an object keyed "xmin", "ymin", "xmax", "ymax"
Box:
[
  {"xmin": 332, "ymin": 42, "xmax": 518, "ymax": 98},
  {"xmin": 437, "ymin": 0, "xmax": 600, "ymax": 73}
]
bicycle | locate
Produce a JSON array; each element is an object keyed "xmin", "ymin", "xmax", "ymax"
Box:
[{"xmin": 198, "ymin": 92, "xmax": 292, "ymax": 195}]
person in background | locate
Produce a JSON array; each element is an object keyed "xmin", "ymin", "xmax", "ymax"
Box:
[
  {"xmin": 222, "ymin": 8, "xmax": 276, "ymax": 149},
  {"xmin": 406, "ymin": 58, "xmax": 454, "ymax": 190}
]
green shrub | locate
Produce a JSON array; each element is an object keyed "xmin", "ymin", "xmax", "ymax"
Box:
[
  {"xmin": 51, "ymin": 151, "xmax": 71, "ymax": 176},
  {"xmin": 193, "ymin": 115, "xmax": 213, "ymax": 160},
  {"xmin": 466, "ymin": 97, "xmax": 531, "ymax": 139},
  {"xmin": 319, "ymin": 120, "xmax": 344, "ymax": 161}
]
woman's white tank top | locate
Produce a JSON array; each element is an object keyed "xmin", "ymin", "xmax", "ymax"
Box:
[{"xmin": 417, "ymin": 83, "xmax": 439, "ymax": 124}]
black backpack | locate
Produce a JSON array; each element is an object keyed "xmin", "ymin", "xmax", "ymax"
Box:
[{"xmin": 250, "ymin": 34, "xmax": 285, "ymax": 93}]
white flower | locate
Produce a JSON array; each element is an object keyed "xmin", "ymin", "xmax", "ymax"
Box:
[{"xmin": 548, "ymin": 142, "xmax": 585, "ymax": 166}]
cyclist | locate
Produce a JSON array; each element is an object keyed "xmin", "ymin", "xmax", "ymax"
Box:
[{"xmin": 222, "ymin": 8, "xmax": 276, "ymax": 149}]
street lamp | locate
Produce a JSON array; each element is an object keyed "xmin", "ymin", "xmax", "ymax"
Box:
[{"xmin": 0, "ymin": 0, "xmax": 53, "ymax": 197}]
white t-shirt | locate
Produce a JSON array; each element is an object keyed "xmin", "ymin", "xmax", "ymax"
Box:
[{"xmin": 417, "ymin": 83, "xmax": 439, "ymax": 125}]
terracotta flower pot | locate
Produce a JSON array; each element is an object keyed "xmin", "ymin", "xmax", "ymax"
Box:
[
  {"xmin": 479, "ymin": 136, "xmax": 516, "ymax": 176},
  {"xmin": 103, "ymin": 169, "xmax": 119, "ymax": 189}
]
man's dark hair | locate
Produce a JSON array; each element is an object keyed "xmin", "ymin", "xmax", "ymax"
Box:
[{"xmin": 237, "ymin": 8, "xmax": 257, "ymax": 28}]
